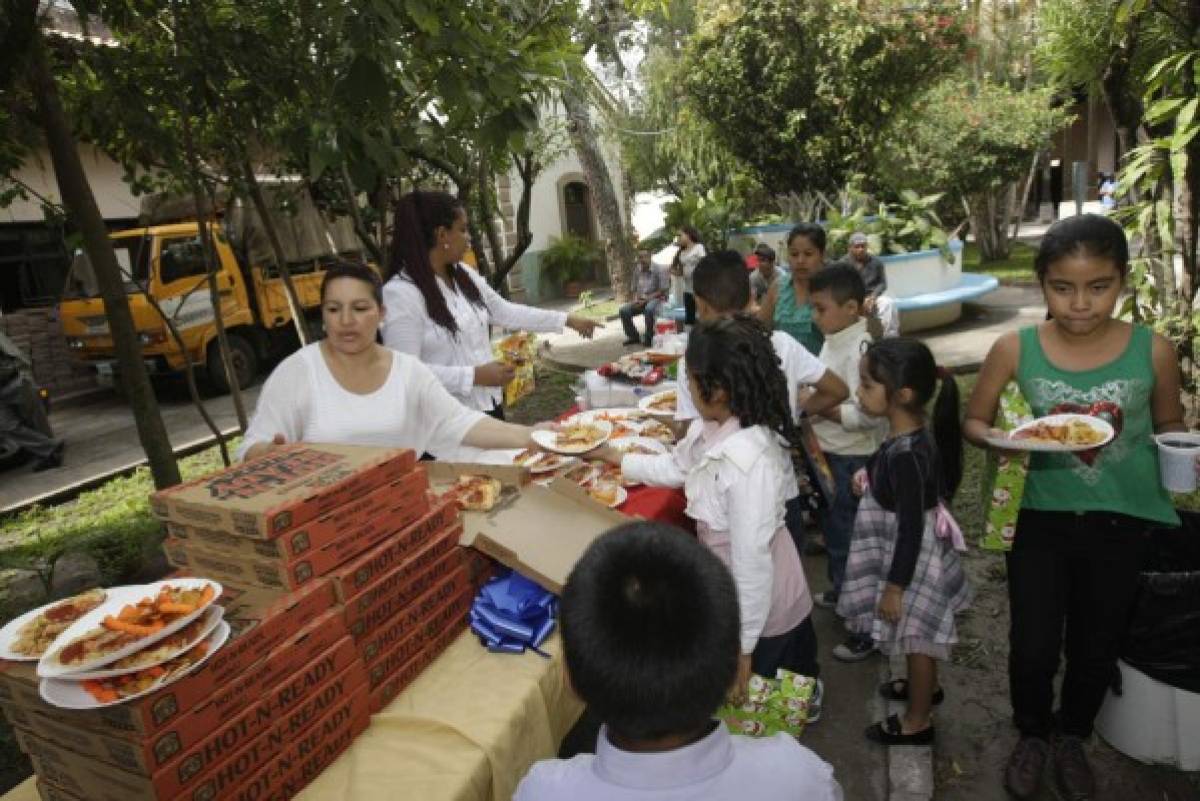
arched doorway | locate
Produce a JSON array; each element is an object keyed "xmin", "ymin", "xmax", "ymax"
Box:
[{"xmin": 561, "ymin": 181, "xmax": 595, "ymax": 241}]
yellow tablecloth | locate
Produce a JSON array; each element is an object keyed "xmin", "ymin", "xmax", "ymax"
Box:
[{"xmin": 2, "ymin": 629, "xmax": 583, "ymax": 801}]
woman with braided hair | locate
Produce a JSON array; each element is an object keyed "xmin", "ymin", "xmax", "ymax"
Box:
[{"xmin": 594, "ymin": 315, "xmax": 823, "ymax": 714}]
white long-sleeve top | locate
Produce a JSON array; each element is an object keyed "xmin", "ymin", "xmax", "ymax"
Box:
[
  {"xmin": 677, "ymin": 243, "xmax": 706, "ymax": 292},
  {"xmin": 236, "ymin": 344, "xmax": 485, "ymax": 461},
  {"xmin": 381, "ymin": 266, "xmax": 569, "ymax": 411},
  {"xmin": 622, "ymin": 418, "xmax": 813, "ymax": 653},
  {"xmin": 811, "ymin": 318, "xmax": 887, "ymax": 456},
  {"xmin": 675, "ymin": 330, "xmax": 830, "ymax": 423}
]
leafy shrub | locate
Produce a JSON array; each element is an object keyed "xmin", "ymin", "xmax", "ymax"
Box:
[{"xmin": 540, "ymin": 235, "xmax": 603, "ymax": 288}]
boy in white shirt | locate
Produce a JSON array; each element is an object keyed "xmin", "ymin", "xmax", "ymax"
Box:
[
  {"xmin": 675, "ymin": 250, "xmax": 849, "ymax": 555},
  {"xmin": 514, "ymin": 521, "xmax": 843, "ymax": 801},
  {"xmin": 807, "ymin": 265, "xmax": 887, "ymax": 661}
]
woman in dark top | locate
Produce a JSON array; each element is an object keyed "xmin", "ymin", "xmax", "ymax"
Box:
[{"xmin": 835, "ymin": 338, "xmax": 971, "ymax": 747}]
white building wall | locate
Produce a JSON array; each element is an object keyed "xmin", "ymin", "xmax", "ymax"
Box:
[{"xmin": 2, "ymin": 144, "xmax": 140, "ymax": 224}]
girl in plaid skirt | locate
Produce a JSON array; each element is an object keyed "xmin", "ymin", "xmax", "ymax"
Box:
[{"xmin": 836, "ymin": 338, "xmax": 971, "ymax": 746}]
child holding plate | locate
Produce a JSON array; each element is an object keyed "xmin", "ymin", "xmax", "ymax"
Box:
[
  {"xmin": 963, "ymin": 215, "xmax": 1189, "ymax": 801},
  {"xmin": 593, "ymin": 316, "xmax": 823, "ymax": 717}
]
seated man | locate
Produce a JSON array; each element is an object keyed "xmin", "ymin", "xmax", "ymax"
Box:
[
  {"xmin": 619, "ymin": 247, "xmax": 669, "ymax": 346},
  {"xmin": 836, "ymin": 233, "xmax": 899, "ymax": 338},
  {"xmin": 515, "ymin": 521, "xmax": 843, "ymax": 801}
]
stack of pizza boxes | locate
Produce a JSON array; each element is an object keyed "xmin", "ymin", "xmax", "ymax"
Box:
[{"xmin": 0, "ymin": 443, "xmax": 482, "ymax": 801}]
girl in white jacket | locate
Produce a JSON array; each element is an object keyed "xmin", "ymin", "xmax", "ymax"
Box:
[{"xmin": 595, "ymin": 316, "xmax": 821, "ymax": 710}]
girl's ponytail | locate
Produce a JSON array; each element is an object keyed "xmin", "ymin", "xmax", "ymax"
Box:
[{"xmin": 932, "ymin": 368, "xmax": 963, "ymax": 500}]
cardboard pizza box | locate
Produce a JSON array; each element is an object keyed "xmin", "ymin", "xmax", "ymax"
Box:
[
  {"xmin": 150, "ymin": 444, "xmax": 415, "ymax": 538},
  {"xmin": 162, "ymin": 489, "xmax": 435, "ymax": 592},
  {"xmin": 165, "ymin": 467, "xmax": 430, "ymax": 560},
  {"xmin": 457, "ymin": 477, "xmax": 628, "ymax": 595},
  {"xmin": 344, "ymin": 542, "xmax": 466, "ymax": 642},
  {"xmin": 9, "ymin": 637, "xmax": 364, "ymax": 793},
  {"xmin": 357, "ymin": 565, "xmax": 472, "ymax": 667},
  {"xmin": 328, "ymin": 498, "xmax": 461, "ymax": 603},
  {"xmin": 369, "ymin": 625, "xmax": 469, "ymax": 714}
]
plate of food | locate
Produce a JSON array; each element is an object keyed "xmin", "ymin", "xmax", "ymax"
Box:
[
  {"xmin": 446, "ymin": 474, "xmax": 504, "ymax": 511},
  {"xmin": 40, "ymin": 620, "xmax": 230, "ymax": 709},
  {"xmin": 985, "ymin": 414, "xmax": 1115, "ymax": 452},
  {"xmin": 610, "ymin": 436, "xmax": 668, "ymax": 456},
  {"xmin": 512, "ymin": 448, "xmax": 578, "ymax": 474},
  {"xmin": 0, "ymin": 588, "xmax": 121, "ymax": 662},
  {"xmin": 61, "ymin": 606, "xmax": 224, "ymax": 680},
  {"xmin": 639, "ymin": 389, "xmax": 678, "ymax": 418},
  {"xmin": 531, "ymin": 420, "xmax": 612, "ymax": 455},
  {"xmin": 587, "ymin": 482, "xmax": 628, "ymax": 509},
  {"xmin": 638, "ymin": 418, "xmax": 677, "ymax": 445},
  {"xmin": 37, "ymin": 579, "xmax": 222, "ymax": 678},
  {"xmin": 562, "ymin": 462, "xmax": 600, "ymax": 486}
]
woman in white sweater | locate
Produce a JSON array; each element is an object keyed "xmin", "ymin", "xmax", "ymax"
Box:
[
  {"xmin": 382, "ymin": 190, "xmax": 598, "ymax": 417},
  {"xmin": 238, "ymin": 262, "xmax": 537, "ymax": 462}
]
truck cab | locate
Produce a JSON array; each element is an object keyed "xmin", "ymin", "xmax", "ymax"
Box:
[{"xmin": 59, "ymin": 222, "xmax": 326, "ymax": 392}]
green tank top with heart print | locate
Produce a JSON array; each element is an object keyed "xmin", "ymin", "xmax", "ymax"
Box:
[{"xmin": 1015, "ymin": 324, "xmax": 1178, "ymax": 526}]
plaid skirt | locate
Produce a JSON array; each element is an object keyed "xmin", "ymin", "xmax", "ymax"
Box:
[{"xmin": 836, "ymin": 490, "xmax": 972, "ymax": 659}]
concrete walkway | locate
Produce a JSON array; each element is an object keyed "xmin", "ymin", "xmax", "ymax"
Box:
[{"xmin": 542, "ymin": 285, "xmax": 1047, "ymax": 374}]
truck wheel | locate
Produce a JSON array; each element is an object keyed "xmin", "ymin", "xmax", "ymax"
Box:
[{"xmin": 206, "ymin": 334, "xmax": 258, "ymax": 394}]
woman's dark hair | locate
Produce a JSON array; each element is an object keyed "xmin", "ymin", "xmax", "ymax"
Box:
[
  {"xmin": 685, "ymin": 314, "xmax": 805, "ymax": 455},
  {"xmin": 862, "ymin": 337, "xmax": 963, "ymax": 499},
  {"xmin": 678, "ymin": 224, "xmax": 703, "ymax": 246},
  {"xmin": 1034, "ymin": 213, "xmax": 1129, "ymax": 282},
  {"xmin": 787, "ymin": 222, "xmax": 826, "ymax": 253},
  {"xmin": 561, "ymin": 521, "xmax": 740, "ymax": 741},
  {"xmin": 389, "ymin": 190, "xmax": 484, "ymax": 335},
  {"xmin": 320, "ymin": 260, "xmax": 383, "ymax": 305}
]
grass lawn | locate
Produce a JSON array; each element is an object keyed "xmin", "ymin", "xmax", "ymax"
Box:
[
  {"xmin": 571, "ymin": 298, "xmax": 620, "ymax": 321},
  {"xmin": 962, "ymin": 241, "xmax": 1036, "ymax": 283}
]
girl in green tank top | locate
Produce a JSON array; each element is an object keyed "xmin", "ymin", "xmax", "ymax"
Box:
[
  {"xmin": 762, "ymin": 222, "xmax": 826, "ymax": 355},
  {"xmin": 963, "ymin": 215, "xmax": 1191, "ymax": 799}
]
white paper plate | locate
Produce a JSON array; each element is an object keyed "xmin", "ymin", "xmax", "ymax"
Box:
[
  {"xmin": 638, "ymin": 389, "xmax": 678, "ymax": 418},
  {"xmin": 513, "ymin": 451, "xmax": 579, "ymax": 474},
  {"xmin": 609, "ymin": 436, "xmax": 668, "ymax": 456},
  {"xmin": 984, "ymin": 414, "xmax": 1115, "ymax": 453},
  {"xmin": 39, "ymin": 621, "xmax": 230, "ymax": 709},
  {"xmin": 38, "ymin": 578, "xmax": 223, "ymax": 678},
  {"xmin": 587, "ymin": 484, "xmax": 628, "ymax": 509},
  {"xmin": 531, "ymin": 420, "xmax": 612, "ymax": 455},
  {"xmin": 569, "ymin": 408, "xmax": 648, "ymax": 434},
  {"xmin": 0, "ymin": 588, "xmax": 127, "ymax": 663},
  {"xmin": 62, "ymin": 606, "xmax": 224, "ymax": 680}
]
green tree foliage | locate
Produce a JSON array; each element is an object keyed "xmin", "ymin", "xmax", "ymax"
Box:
[
  {"xmin": 876, "ymin": 76, "xmax": 1070, "ymax": 259},
  {"xmin": 680, "ymin": 0, "xmax": 968, "ymax": 194}
]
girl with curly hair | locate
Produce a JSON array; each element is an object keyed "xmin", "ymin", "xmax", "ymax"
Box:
[{"xmin": 595, "ymin": 315, "xmax": 823, "ymax": 714}]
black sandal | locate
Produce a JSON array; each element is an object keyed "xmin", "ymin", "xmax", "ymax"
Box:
[
  {"xmin": 878, "ymin": 678, "xmax": 945, "ymax": 705},
  {"xmin": 865, "ymin": 714, "xmax": 935, "ymax": 746}
]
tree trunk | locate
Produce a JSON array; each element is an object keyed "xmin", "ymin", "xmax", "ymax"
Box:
[
  {"xmin": 969, "ymin": 189, "xmax": 1012, "ymax": 262},
  {"xmin": 475, "ymin": 161, "xmax": 508, "ymax": 295},
  {"xmin": 560, "ymin": 84, "xmax": 634, "ymax": 301},
  {"xmin": 28, "ymin": 33, "xmax": 181, "ymax": 488},
  {"xmin": 242, "ymin": 162, "xmax": 311, "ymax": 345},
  {"xmin": 1010, "ymin": 152, "xmax": 1040, "ymax": 240}
]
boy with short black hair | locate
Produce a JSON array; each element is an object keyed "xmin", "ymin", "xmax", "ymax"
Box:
[
  {"xmin": 808, "ymin": 265, "xmax": 887, "ymax": 661},
  {"xmin": 678, "ymin": 250, "xmax": 847, "ymax": 423},
  {"xmin": 514, "ymin": 522, "xmax": 842, "ymax": 801}
]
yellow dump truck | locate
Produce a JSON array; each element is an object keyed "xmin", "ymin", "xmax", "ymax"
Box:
[{"xmin": 58, "ymin": 188, "xmax": 364, "ymax": 392}]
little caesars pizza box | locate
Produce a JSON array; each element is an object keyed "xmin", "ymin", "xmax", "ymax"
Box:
[{"xmin": 150, "ymin": 444, "xmax": 416, "ymax": 538}]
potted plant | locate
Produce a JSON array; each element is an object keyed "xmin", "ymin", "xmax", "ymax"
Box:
[{"xmin": 540, "ymin": 235, "xmax": 603, "ymax": 298}]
